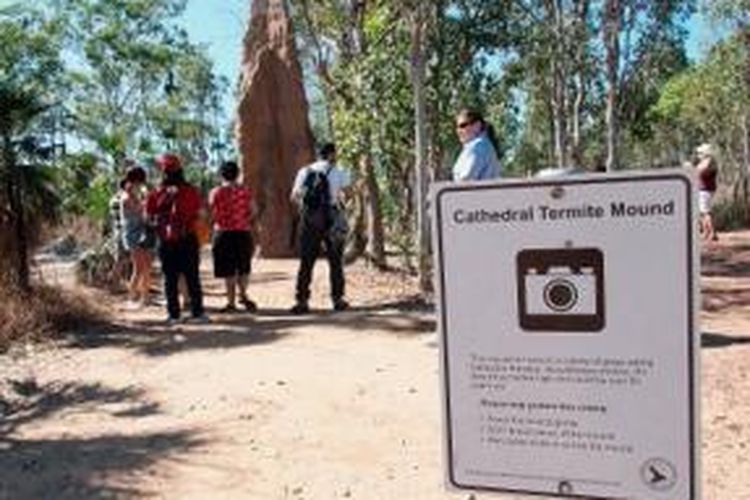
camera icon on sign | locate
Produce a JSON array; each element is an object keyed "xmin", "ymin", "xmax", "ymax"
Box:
[{"xmin": 517, "ymin": 248, "xmax": 605, "ymax": 332}]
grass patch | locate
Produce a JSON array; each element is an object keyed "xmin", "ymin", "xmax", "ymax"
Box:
[{"xmin": 0, "ymin": 283, "xmax": 105, "ymax": 353}]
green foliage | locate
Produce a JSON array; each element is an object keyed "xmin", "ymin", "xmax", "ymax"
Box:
[
  {"xmin": 83, "ymin": 173, "xmax": 115, "ymax": 223},
  {"xmin": 0, "ymin": 0, "xmax": 229, "ymax": 232},
  {"xmin": 0, "ymin": 3, "xmax": 66, "ymax": 97},
  {"xmin": 56, "ymin": 152, "xmax": 100, "ymax": 215},
  {"xmin": 712, "ymin": 194, "xmax": 750, "ymax": 231},
  {"xmin": 55, "ymin": 0, "xmax": 228, "ymax": 164},
  {"xmin": 651, "ymin": 33, "xmax": 749, "ymax": 170}
]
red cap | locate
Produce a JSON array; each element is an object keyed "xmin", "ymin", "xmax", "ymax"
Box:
[{"xmin": 155, "ymin": 152, "xmax": 182, "ymax": 172}]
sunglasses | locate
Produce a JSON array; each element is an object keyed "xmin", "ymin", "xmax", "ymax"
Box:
[{"xmin": 456, "ymin": 120, "xmax": 474, "ymax": 129}]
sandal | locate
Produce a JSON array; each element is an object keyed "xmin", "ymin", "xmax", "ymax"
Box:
[
  {"xmin": 240, "ymin": 297, "xmax": 258, "ymax": 313},
  {"xmin": 219, "ymin": 304, "xmax": 237, "ymax": 313}
]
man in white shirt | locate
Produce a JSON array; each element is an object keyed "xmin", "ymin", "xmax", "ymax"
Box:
[{"xmin": 290, "ymin": 142, "xmax": 351, "ymax": 314}]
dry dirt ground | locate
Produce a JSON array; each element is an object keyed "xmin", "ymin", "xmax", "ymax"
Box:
[{"xmin": 1, "ymin": 232, "xmax": 749, "ymax": 500}]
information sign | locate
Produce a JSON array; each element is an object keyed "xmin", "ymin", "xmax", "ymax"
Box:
[{"xmin": 433, "ymin": 172, "xmax": 699, "ymax": 499}]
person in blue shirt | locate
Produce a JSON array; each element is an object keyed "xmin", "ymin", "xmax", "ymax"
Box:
[{"xmin": 452, "ymin": 108, "xmax": 502, "ymax": 181}]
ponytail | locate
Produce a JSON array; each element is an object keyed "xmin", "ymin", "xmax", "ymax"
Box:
[
  {"xmin": 456, "ymin": 107, "xmax": 500, "ymax": 153},
  {"xmin": 483, "ymin": 122, "xmax": 500, "ymax": 154}
]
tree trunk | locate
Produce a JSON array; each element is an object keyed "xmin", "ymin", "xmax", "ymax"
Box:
[
  {"xmin": 743, "ymin": 25, "xmax": 750, "ymax": 177},
  {"xmin": 604, "ymin": 0, "xmax": 621, "ymax": 172},
  {"xmin": 344, "ymin": 188, "xmax": 368, "ymax": 264},
  {"xmin": 410, "ymin": 6, "xmax": 432, "ymax": 295},
  {"xmin": 570, "ymin": 0, "xmax": 589, "ymax": 167},
  {"xmin": 2, "ymin": 134, "xmax": 30, "ymax": 293},
  {"xmin": 546, "ymin": 0, "xmax": 568, "ymax": 169},
  {"xmin": 362, "ymin": 154, "xmax": 386, "ymax": 268}
]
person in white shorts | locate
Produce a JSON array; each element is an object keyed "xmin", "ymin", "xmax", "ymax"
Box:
[{"xmin": 695, "ymin": 143, "xmax": 718, "ymax": 242}]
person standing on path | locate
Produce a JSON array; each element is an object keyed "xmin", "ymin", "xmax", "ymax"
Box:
[
  {"xmin": 696, "ymin": 143, "xmax": 719, "ymax": 242},
  {"xmin": 452, "ymin": 108, "xmax": 502, "ymax": 181},
  {"xmin": 119, "ymin": 165, "xmax": 155, "ymax": 307},
  {"xmin": 146, "ymin": 153, "xmax": 207, "ymax": 324},
  {"xmin": 289, "ymin": 142, "xmax": 351, "ymax": 314},
  {"xmin": 209, "ymin": 160, "xmax": 258, "ymax": 313}
]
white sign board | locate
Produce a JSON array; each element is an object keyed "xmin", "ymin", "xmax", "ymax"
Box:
[{"xmin": 433, "ymin": 171, "xmax": 699, "ymax": 499}]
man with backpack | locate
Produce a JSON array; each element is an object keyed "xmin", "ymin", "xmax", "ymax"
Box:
[
  {"xmin": 145, "ymin": 152, "xmax": 208, "ymax": 324},
  {"xmin": 290, "ymin": 142, "xmax": 351, "ymax": 314}
]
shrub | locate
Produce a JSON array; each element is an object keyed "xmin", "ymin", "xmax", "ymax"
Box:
[
  {"xmin": 0, "ymin": 283, "xmax": 104, "ymax": 353},
  {"xmin": 712, "ymin": 193, "xmax": 750, "ymax": 231}
]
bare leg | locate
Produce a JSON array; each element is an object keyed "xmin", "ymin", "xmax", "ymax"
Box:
[
  {"xmin": 179, "ymin": 274, "xmax": 189, "ymax": 310},
  {"xmin": 704, "ymin": 214, "xmax": 717, "ymax": 241},
  {"xmin": 237, "ymin": 274, "xmax": 249, "ymax": 301},
  {"xmin": 128, "ymin": 252, "xmax": 140, "ymax": 302},
  {"xmin": 237, "ymin": 274, "xmax": 257, "ymax": 311},
  {"xmin": 138, "ymin": 251, "xmax": 153, "ymax": 304},
  {"xmin": 224, "ymin": 276, "xmax": 237, "ymax": 308}
]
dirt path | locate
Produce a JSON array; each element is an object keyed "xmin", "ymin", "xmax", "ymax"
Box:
[{"xmin": 2, "ymin": 234, "xmax": 750, "ymax": 499}]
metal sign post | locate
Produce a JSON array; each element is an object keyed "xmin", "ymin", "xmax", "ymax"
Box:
[{"xmin": 433, "ymin": 171, "xmax": 699, "ymax": 499}]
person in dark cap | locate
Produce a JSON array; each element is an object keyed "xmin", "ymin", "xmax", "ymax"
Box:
[
  {"xmin": 289, "ymin": 142, "xmax": 351, "ymax": 314},
  {"xmin": 145, "ymin": 153, "xmax": 207, "ymax": 324}
]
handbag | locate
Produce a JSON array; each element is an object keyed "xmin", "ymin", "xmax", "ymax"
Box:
[
  {"xmin": 138, "ymin": 225, "xmax": 157, "ymax": 249},
  {"xmin": 329, "ymin": 206, "xmax": 349, "ymax": 242}
]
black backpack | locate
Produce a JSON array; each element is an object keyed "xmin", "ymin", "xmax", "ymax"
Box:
[{"xmin": 301, "ymin": 165, "xmax": 333, "ymax": 232}]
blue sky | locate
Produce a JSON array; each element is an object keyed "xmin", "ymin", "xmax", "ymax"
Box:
[{"xmin": 180, "ymin": 0, "xmax": 248, "ymax": 91}]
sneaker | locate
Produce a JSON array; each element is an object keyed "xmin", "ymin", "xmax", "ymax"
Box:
[
  {"xmin": 333, "ymin": 300, "xmax": 350, "ymax": 312},
  {"xmin": 125, "ymin": 300, "xmax": 142, "ymax": 311},
  {"xmin": 165, "ymin": 316, "xmax": 180, "ymax": 326},
  {"xmin": 188, "ymin": 314, "xmax": 210, "ymax": 324},
  {"xmin": 240, "ymin": 297, "xmax": 258, "ymax": 313},
  {"xmin": 290, "ymin": 302, "xmax": 310, "ymax": 315}
]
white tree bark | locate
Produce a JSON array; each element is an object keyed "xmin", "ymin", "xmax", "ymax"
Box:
[
  {"xmin": 409, "ymin": 5, "xmax": 432, "ymax": 294},
  {"xmin": 604, "ymin": 0, "xmax": 621, "ymax": 172}
]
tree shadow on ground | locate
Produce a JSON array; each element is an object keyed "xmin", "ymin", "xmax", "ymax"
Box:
[
  {"xmin": 702, "ymin": 286, "xmax": 750, "ymax": 313},
  {"xmin": 0, "ymin": 380, "xmax": 203, "ymax": 499},
  {"xmin": 62, "ymin": 295, "xmax": 435, "ymax": 358},
  {"xmin": 68, "ymin": 322, "xmax": 288, "ymax": 357},
  {"xmin": 1, "ymin": 381, "xmax": 156, "ymax": 437},
  {"xmin": 701, "ymin": 244, "xmax": 750, "ymax": 278},
  {"xmin": 701, "ymin": 332, "xmax": 750, "ymax": 349}
]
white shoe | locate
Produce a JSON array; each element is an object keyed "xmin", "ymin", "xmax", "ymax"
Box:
[
  {"xmin": 125, "ymin": 300, "xmax": 142, "ymax": 311},
  {"xmin": 165, "ymin": 316, "xmax": 180, "ymax": 326},
  {"xmin": 187, "ymin": 314, "xmax": 210, "ymax": 324}
]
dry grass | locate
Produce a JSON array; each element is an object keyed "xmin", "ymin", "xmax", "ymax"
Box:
[{"xmin": 0, "ymin": 283, "xmax": 105, "ymax": 354}]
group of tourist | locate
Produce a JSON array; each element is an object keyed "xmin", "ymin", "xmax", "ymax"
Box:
[
  {"xmin": 111, "ymin": 105, "xmax": 718, "ymax": 323},
  {"xmin": 111, "ymin": 141, "xmax": 352, "ymax": 324},
  {"xmin": 109, "ymin": 107, "xmax": 513, "ymax": 323},
  {"xmin": 113, "ymin": 153, "xmax": 212, "ymax": 323}
]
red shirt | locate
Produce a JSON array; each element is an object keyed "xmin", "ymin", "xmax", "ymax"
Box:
[
  {"xmin": 209, "ymin": 183, "xmax": 252, "ymax": 231},
  {"xmin": 698, "ymin": 159, "xmax": 717, "ymax": 192},
  {"xmin": 145, "ymin": 183, "xmax": 203, "ymax": 240}
]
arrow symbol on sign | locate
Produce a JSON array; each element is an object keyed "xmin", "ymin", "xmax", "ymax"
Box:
[{"xmin": 648, "ymin": 465, "xmax": 667, "ymax": 484}]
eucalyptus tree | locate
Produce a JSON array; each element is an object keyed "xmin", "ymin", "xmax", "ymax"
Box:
[
  {"xmin": 653, "ymin": 35, "xmax": 749, "ymax": 179},
  {"xmin": 54, "ymin": 0, "xmax": 228, "ymax": 167},
  {"xmin": 293, "ymin": 0, "xmax": 404, "ymax": 268},
  {"xmin": 0, "ymin": 4, "xmax": 66, "ymax": 292},
  {"xmin": 503, "ymin": 0, "xmax": 693, "ymax": 171},
  {"xmin": 704, "ymin": 0, "xmax": 749, "ymax": 176}
]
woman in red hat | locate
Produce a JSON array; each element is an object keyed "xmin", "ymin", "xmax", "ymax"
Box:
[{"xmin": 146, "ymin": 153, "xmax": 207, "ymax": 324}]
